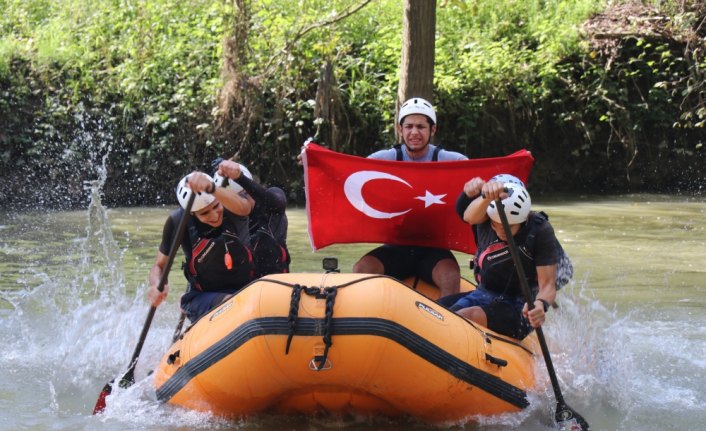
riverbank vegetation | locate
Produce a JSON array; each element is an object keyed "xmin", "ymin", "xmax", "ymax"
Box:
[{"xmin": 1, "ymin": 0, "xmax": 704, "ymax": 209}]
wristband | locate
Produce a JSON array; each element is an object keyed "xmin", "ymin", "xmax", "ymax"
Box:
[
  {"xmin": 538, "ymin": 298, "xmax": 550, "ymax": 312},
  {"xmin": 208, "ymin": 181, "xmax": 216, "ymax": 194}
]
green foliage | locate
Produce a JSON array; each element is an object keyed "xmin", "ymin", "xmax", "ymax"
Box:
[
  {"xmin": 436, "ymin": 0, "xmax": 602, "ymax": 95},
  {"xmin": 1, "ymin": 0, "xmax": 233, "ymax": 207},
  {"xmin": 244, "ymin": 0, "xmax": 404, "ymax": 148},
  {"xmin": 0, "ymin": 0, "xmax": 704, "ymax": 209},
  {"xmin": 551, "ymin": 33, "xmax": 705, "ymax": 187},
  {"xmin": 2, "ymin": 0, "xmax": 228, "ymax": 133}
]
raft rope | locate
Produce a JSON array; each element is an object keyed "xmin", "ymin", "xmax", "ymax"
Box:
[
  {"xmin": 285, "ymin": 283, "xmax": 321, "ymax": 354},
  {"xmin": 315, "ymin": 286, "xmax": 337, "ymax": 370},
  {"xmin": 284, "ymin": 284, "xmax": 301, "ymax": 354},
  {"xmin": 285, "ymin": 283, "xmax": 339, "ymax": 370}
]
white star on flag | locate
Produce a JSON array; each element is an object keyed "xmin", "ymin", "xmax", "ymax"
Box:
[{"xmin": 415, "ymin": 191, "xmax": 447, "ymax": 208}]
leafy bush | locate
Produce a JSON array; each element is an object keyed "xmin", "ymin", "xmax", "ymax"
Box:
[{"xmin": 0, "ymin": 0, "xmax": 703, "ymax": 210}]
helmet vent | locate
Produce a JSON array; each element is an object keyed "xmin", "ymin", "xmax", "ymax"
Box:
[{"xmin": 485, "ymin": 180, "xmax": 531, "ymax": 224}]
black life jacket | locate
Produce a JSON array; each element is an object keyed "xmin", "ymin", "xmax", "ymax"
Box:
[
  {"xmin": 394, "ymin": 144, "xmax": 442, "ymax": 161},
  {"xmin": 523, "ymin": 211, "xmax": 574, "ymax": 289},
  {"xmin": 473, "ymin": 226, "xmax": 535, "ymax": 297},
  {"xmin": 473, "ymin": 211, "xmax": 573, "ymax": 295},
  {"xmin": 175, "ymin": 213, "xmax": 254, "ymax": 293},
  {"xmin": 250, "ymin": 226, "xmax": 290, "ymax": 278}
]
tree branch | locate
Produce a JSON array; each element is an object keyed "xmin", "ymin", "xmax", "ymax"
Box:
[{"xmin": 262, "ymin": 0, "xmax": 375, "ymax": 74}]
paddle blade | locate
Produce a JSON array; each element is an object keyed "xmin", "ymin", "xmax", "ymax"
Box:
[
  {"xmin": 556, "ymin": 402, "xmax": 591, "ymax": 430},
  {"xmin": 92, "ymin": 381, "xmax": 113, "ymax": 414},
  {"xmin": 92, "ymin": 369, "xmax": 135, "ymax": 414}
]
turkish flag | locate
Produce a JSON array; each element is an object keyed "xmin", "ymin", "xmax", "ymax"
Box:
[{"xmin": 302, "ymin": 143, "xmax": 534, "ymax": 254}]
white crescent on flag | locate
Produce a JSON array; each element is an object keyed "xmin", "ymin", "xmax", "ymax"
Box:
[
  {"xmin": 343, "ymin": 170, "xmax": 447, "ymax": 219},
  {"xmin": 343, "ymin": 171, "xmax": 412, "ymax": 219}
]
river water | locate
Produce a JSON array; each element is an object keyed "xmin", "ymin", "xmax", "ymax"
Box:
[{"xmin": 0, "ymin": 191, "xmax": 704, "ymax": 431}]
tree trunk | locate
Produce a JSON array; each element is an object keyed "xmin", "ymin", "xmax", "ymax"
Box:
[
  {"xmin": 314, "ymin": 61, "xmax": 351, "ymax": 152},
  {"xmin": 218, "ymin": 0, "xmax": 260, "ymax": 159},
  {"xmin": 397, "ymin": 0, "xmax": 437, "ymax": 132}
]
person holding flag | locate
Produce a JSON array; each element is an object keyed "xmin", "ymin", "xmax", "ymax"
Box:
[{"xmin": 351, "ymin": 97, "xmax": 467, "ymax": 298}]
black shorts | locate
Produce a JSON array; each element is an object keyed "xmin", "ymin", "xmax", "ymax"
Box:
[
  {"xmin": 448, "ymin": 288, "xmax": 532, "ymax": 339},
  {"xmin": 364, "ymin": 245, "xmax": 457, "ymax": 284},
  {"xmin": 482, "ymin": 300, "xmax": 532, "ymax": 339},
  {"xmin": 181, "ymin": 290, "xmax": 232, "ymax": 322}
]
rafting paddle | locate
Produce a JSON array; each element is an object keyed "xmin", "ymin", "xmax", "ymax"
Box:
[
  {"xmin": 92, "ymin": 191, "xmax": 195, "ymax": 414},
  {"xmin": 494, "ymin": 196, "xmax": 590, "ymax": 431}
]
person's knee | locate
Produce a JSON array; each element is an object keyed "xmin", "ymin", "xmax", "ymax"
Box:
[
  {"xmin": 456, "ymin": 306, "xmax": 487, "ymax": 327},
  {"xmin": 433, "ymin": 258, "xmax": 460, "ymax": 277},
  {"xmin": 353, "ymin": 255, "xmax": 384, "ymax": 274},
  {"xmin": 432, "ymin": 258, "xmax": 460, "ymax": 294}
]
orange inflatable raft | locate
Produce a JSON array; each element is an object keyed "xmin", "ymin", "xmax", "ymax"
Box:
[{"xmin": 153, "ymin": 272, "xmax": 538, "ymax": 423}]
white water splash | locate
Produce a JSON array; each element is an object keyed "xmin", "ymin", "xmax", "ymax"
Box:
[{"xmin": 2, "ymin": 197, "xmax": 705, "ymax": 430}]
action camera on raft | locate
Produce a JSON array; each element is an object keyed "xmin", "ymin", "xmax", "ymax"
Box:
[{"xmin": 322, "ymin": 257, "xmax": 339, "ymax": 273}]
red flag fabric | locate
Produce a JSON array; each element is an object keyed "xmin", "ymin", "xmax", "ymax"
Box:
[{"xmin": 303, "ymin": 143, "xmax": 534, "ymax": 254}]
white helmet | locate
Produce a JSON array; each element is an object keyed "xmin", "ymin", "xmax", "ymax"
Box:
[
  {"xmin": 399, "ymin": 97, "xmax": 436, "ymax": 125},
  {"xmin": 176, "ymin": 173, "xmax": 216, "ymax": 213},
  {"xmin": 215, "ymin": 163, "xmax": 253, "ymax": 193},
  {"xmin": 487, "ymin": 182, "xmax": 531, "ymax": 225},
  {"xmin": 490, "ymin": 173, "xmax": 525, "ymax": 188}
]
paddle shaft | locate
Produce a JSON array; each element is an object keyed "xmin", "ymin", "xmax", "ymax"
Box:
[
  {"xmin": 493, "ymin": 198, "xmax": 567, "ymax": 404},
  {"xmin": 494, "ymin": 197, "xmax": 589, "ymax": 430},
  {"xmin": 122, "ymin": 191, "xmax": 195, "ymax": 382}
]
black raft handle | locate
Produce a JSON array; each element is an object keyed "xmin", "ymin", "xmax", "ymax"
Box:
[{"xmin": 485, "ymin": 353, "xmax": 508, "ymax": 367}]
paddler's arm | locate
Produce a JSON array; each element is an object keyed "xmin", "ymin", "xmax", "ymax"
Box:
[
  {"xmin": 147, "ymin": 251, "xmax": 169, "ymax": 307},
  {"xmin": 214, "ymin": 186, "xmax": 254, "ymax": 216},
  {"xmin": 188, "ymin": 170, "xmax": 253, "ymax": 216},
  {"xmin": 523, "ymin": 264, "xmax": 558, "ymax": 328},
  {"xmin": 462, "ymin": 179, "xmax": 508, "ymax": 225}
]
